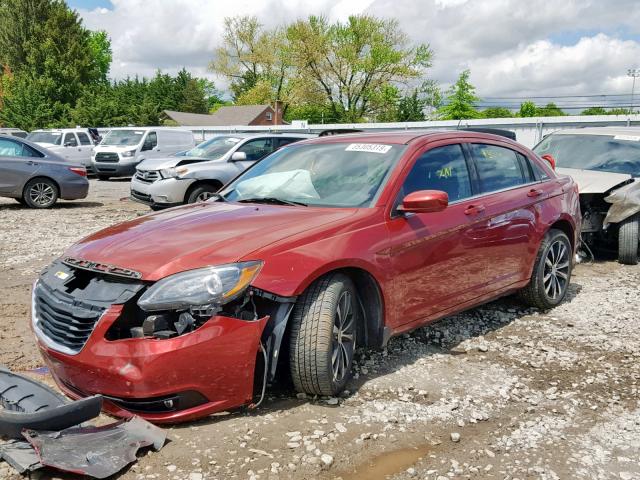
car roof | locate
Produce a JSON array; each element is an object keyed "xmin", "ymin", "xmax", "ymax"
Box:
[
  {"xmin": 298, "ymin": 129, "xmax": 522, "ymax": 146},
  {"xmin": 551, "ymin": 126, "xmax": 640, "ymax": 137},
  {"xmin": 104, "ymin": 127, "xmax": 193, "ymax": 132},
  {"xmin": 30, "ymin": 128, "xmax": 88, "ymax": 133}
]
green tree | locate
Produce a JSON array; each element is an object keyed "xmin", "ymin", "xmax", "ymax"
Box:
[
  {"xmin": 87, "ymin": 30, "xmax": 112, "ymax": 83},
  {"xmin": 0, "ymin": 0, "xmax": 111, "ymax": 127},
  {"xmin": 481, "ymin": 107, "xmax": 513, "ymax": 118},
  {"xmin": 397, "ymin": 89, "xmax": 426, "ymax": 121},
  {"xmin": 537, "ymin": 102, "xmax": 565, "ymax": 116},
  {"xmin": 286, "ymin": 15, "xmax": 433, "ymax": 122},
  {"xmin": 519, "ymin": 101, "xmax": 537, "ymax": 117},
  {"xmin": 437, "ymin": 70, "xmax": 480, "ymax": 120}
]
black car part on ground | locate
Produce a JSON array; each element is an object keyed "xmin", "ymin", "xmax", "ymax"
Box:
[
  {"xmin": 0, "ymin": 367, "xmax": 103, "ymax": 439},
  {"xmin": 23, "ymin": 416, "xmax": 166, "ymax": 479}
]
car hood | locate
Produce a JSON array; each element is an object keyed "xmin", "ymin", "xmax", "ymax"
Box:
[
  {"xmin": 556, "ymin": 167, "xmax": 633, "ymax": 194},
  {"xmin": 64, "ymin": 202, "xmax": 357, "ymax": 281},
  {"xmin": 136, "ymin": 156, "xmax": 218, "ymax": 171}
]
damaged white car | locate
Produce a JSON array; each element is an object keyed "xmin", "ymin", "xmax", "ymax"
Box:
[{"xmin": 534, "ymin": 127, "xmax": 640, "ymax": 265}]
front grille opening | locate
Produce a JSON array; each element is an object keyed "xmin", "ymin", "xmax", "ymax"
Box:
[
  {"xmin": 104, "ymin": 391, "xmax": 208, "ymax": 413},
  {"xmin": 62, "ymin": 268, "xmax": 93, "ymax": 294}
]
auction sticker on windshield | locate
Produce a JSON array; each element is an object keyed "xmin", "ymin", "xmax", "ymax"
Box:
[
  {"xmin": 614, "ymin": 135, "xmax": 640, "ymax": 142},
  {"xmin": 345, "ymin": 143, "xmax": 392, "ymax": 154}
]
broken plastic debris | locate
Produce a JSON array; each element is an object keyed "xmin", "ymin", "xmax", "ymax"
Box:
[{"xmin": 23, "ymin": 416, "xmax": 166, "ymax": 479}]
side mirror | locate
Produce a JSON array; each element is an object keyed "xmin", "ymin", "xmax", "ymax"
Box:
[
  {"xmin": 231, "ymin": 151, "xmax": 247, "ymax": 161},
  {"xmin": 398, "ymin": 190, "xmax": 448, "ymax": 214},
  {"xmin": 541, "ymin": 154, "xmax": 556, "ymax": 170}
]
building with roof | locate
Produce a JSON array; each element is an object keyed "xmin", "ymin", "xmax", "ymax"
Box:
[{"xmin": 162, "ymin": 103, "xmax": 285, "ymax": 127}]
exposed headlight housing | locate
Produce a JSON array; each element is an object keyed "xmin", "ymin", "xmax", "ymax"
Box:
[
  {"xmin": 160, "ymin": 166, "xmax": 188, "ymax": 179},
  {"xmin": 137, "ymin": 261, "xmax": 263, "ymax": 312},
  {"xmin": 121, "ymin": 149, "xmax": 136, "ymax": 158}
]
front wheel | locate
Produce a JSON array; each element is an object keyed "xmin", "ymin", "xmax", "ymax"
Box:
[
  {"xmin": 22, "ymin": 178, "xmax": 59, "ymax": 209},
  {"xmin": 186, "ymin": 183, "xmax": 221, "ymax": 204},
  {"xmin": 618, "ymin": 214, "xmax": 639, "ymax": 265},
  {"xmin": 519, "ymin": 229, "xmax": 573, "ymax": 309},
  {"xmin": 289, "ymin": 274, "xmax": 358, "ymax": 396}
]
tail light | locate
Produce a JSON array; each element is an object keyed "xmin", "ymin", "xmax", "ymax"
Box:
[
  {"xmin": 541, "ymin": 154, "xmax": 556, "ymax": 170},
  {"xmin": 69, "ymin": 167, "xmax": 87, "ymax": 177}
]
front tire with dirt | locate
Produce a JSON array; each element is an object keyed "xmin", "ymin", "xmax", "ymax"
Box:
[
  {"xmin": 618, "ymin": 213, "xmax": 639, "ymax": 265},
  {"xmin": 289, "ymin": 273, "xmax": 358, "ymax": 396},
  {"xmin": 519, "ymin": 229, "xmax": 573, "ymax": 310}
]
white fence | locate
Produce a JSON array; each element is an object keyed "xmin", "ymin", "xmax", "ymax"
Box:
[{"xmin": 182, "ymin": 114, "xmax": 640, "ymax": 148}]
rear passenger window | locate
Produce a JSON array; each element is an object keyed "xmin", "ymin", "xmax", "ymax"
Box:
[
  {"xmin": 77, "ymin": 132, "xmax": 92, "ymax": 145},
  {"xmin": 526, "ymin": 154, "xmax": 551, "ymax": 181},
  {"xmin": 470, "ymin": 144, "xmax": 526, "ymax": 193},
  {"xmin": 400, "ymin": 144, "xmax": 472, "ymax": 202}
]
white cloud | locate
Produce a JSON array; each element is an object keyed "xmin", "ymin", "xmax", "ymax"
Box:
[{"xmin": 76, "ymin": 0, "xmax": 640, "ymax": 100}]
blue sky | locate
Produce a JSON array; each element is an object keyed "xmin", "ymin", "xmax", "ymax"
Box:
[{"xmin": 68, "ymin": 0, "xmax": 112, "ymax": 10}]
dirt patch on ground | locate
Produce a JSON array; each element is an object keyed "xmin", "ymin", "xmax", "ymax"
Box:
[{"xmin": 0, "ymin": 180, "xmax": 638, "ymax": 480}]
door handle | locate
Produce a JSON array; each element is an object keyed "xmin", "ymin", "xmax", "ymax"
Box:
[
  {"xmin": 26, "ymin": 161, "xmax": 38, "ymax": 166},
  {"xmin": 464, "ymin": 204, "xmax": 485, "ymax": 215},
  {"xmin": 527, "ymin": 188, "xmax": 544, "ymax": 198}
]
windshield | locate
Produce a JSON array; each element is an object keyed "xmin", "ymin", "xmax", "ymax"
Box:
[
  {"xmin": 534, "ymin": 133, "xmax": 640, "ymax": 176},
  {"xmin": 27, "ymin": 132, "xmax": 62, "ymax": 145},
  {"xmin": 184, "ymin": 136, "xmax": 243, "ymax": 159},
  {"xmin": 101, "ymin": 129, "xmax": 145, "ymax": 146},
  {"xmin": 220, "ymin": 142, "xmax": 405, "ymax": 208}
]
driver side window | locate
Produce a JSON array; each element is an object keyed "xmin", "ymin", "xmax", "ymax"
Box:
[
  {"xmin": 236, "ymin": 138, "xmax": 274, "ymax": 161},
  {"xmin": 63, "ymin": 133, "xmax": 78, "ymax": 147},
  {"xmin": 399, "ymin": 144, "xmax": 473, "ymax": 204},
  {"xmin": 142, "ymin": 131, "xmax": 157, "ymax": 151}
]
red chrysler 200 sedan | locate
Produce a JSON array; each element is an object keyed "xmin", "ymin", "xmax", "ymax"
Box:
[{"xmin": 32, "ymin": 131, "xmax": 581, "ymax": 423}]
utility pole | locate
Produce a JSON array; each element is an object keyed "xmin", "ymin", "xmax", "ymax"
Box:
[{"xmin": 628, "ymin": 68, "xmax": 640, "ymax": 114}]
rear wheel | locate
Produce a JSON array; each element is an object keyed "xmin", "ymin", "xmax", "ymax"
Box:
[
  {"xmin": 519, "ymin": 229, "xmax": 572, "ymax": 309},
  {"xmin": 618, "ymin": 214, "xmax": 639, "ymax": 265},
  {"xmin": 22, "ymin": 178, "xmax": 58, "ymax": 209},
  {"xmin": 289, "ymin": 274, "xmax": 357, "ymax": 396},
  {"xmin": 97, "ymin": 175, "xmax": 110, "ymax": 181},
  {"xmin": 186, "ymin": 183, "xmax": 221, "ymax": 204}
]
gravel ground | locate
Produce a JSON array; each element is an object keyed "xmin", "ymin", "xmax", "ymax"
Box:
[{"xmin": 0, "ymin": 179, "xmax": 638, "ymax": 480}]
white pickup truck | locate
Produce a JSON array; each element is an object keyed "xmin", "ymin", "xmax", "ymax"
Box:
[{"xmin": 27, "ymin": 128, "xmax": 96, "ymax": 172}]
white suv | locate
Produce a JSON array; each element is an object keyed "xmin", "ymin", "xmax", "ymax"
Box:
[{"xmin": 27, "ymin": 128, "xmax": 96, "ymax": 171}]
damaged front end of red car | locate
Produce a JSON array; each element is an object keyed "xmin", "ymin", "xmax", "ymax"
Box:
[{"xmin": 32, "ymin": 258, "xmax": 296, "ymax": 423}]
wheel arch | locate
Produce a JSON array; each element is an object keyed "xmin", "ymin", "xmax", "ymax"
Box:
[
  {"xmin": 184, "ymin": 179, "xmax": 224, "ymax": 202},
  {"xmin": 292, "ymin": 265, "xmax": 386, "ymax": 349},
  {"xmin": 548, "ymin": 217, "xmax": 576, "ymax": 251}
]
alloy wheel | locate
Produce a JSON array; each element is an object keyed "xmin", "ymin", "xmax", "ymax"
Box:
[
  {"xmin": 29, "ymin": 183, "xmax": 55, "ymax": 207},
  {"xmin": 543, "ymin": 239, "xmax": 570, "ymax": 300},
  {"xmin": 332, "ymin": 291, "xmax": 355, "ymax": 383},
  {"xmin": 196, "ymin": 192, "xmax": 213, "ymax": 202}
]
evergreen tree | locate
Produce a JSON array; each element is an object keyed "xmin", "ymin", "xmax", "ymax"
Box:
[{"xmin": 437, "ymin": 70, "xmax": 480, "ymax": 120}]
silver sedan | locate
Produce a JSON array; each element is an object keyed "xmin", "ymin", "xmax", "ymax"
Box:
[{"xmin": 0, "ymin": 135, "xmax": 89, "ymax": 208}]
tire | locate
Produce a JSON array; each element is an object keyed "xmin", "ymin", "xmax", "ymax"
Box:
[
  {"xmin": 618, "ymin": 214, "xmax": 639, "ymax": 265},
  {"xmin": 97, "ymin": 175, "xmax": 110, "ymax": 181},
  {"xmin": 150, "ymin": 205, "xmax": 164, "ymax": 212},
  {"xmin": 22, "ymin": 178, "xmax": 59, "ymax": 209},
  {"xmin": 289, "ymin": 273, "xmax": 358, "ymax": 396},
  {"xmin": 519, "ymin": 229, "xmax": 573, "ymax": 310},
  {"xmin": 186, "ymin": 183, "xmax": 221, "ymax": 204}
]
